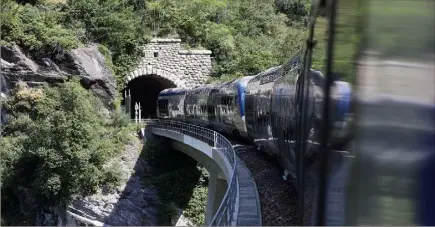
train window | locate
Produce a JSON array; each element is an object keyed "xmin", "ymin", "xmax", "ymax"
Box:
[
  {"xmin": 158, "ymin": 99, "xmax": 169, "ymax": 115},
  {"xmin": 189, "ymin": 105, "xmax": 193, "ymax": 115}
]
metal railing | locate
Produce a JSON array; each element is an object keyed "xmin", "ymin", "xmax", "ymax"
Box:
[{"xmin": 143, "ymin": 119, "xmax": 239, "ymax": 226}]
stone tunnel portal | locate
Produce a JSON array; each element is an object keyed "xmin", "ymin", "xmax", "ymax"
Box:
[{"xmin": 124, "ymin": 75, "xmax": 176, "ymax": 119}]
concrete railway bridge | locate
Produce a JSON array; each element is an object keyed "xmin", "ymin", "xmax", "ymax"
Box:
[
  {"xmin": 118, "ymin": 38, "xmax": 262, "ymax": 226},
  {"xmin": 107, "ymin": 39, "xmax": 435, "ymax": 227},
  {"xmin": 142, "ymin": 120, "xmax": 262, "ymax": 226}
]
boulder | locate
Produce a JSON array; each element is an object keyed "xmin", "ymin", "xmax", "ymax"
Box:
[{"xmin": 0, "ymin": 44, "xmax": 117, "ymax": 110}]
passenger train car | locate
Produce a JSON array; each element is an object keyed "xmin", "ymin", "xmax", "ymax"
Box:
[
  {"xmin": 156, "ymin": 87, "xmax": 187, "ymax": 121},
  {"xmin": 156, "ymin": 51, "xmax": 354, "ymax": 227},
  {"xmin": 208, "ymin": 76, "xmax": 254, "ymax": 138},
  {"xmin": 245, "ymin": 65, "xmax": 282, "ymax": 155},
  {"xmin": 156, "ymin": 50, "xmax": 353, "ymax": 181},
  {"xmin": 155, "ymin": 0, "xmax": 434, "ymax": 225},
  {"xmin": 184, "ymin": 84, "xmax": 217, "ymax": 128}
]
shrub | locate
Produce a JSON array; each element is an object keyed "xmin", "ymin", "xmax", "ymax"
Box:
[
  {"xmin": 0, "ymin": 0, "xmax": 80, "ymax": 59},
  {"xmin": 0, "ymin": 80, "xmax": 132, "ymax": 225},
  {"xmin": 141, "ymin": 138, "xmax": 209, "ymax": 226}
]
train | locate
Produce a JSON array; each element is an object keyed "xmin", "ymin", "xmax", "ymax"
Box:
[
  {"xmin": 156, "ymin": 52, "xmax": 353, "ymax": 183},
  {"xmin": 156, "ymin": 0, "xmax": 435, "ymax": 225}
]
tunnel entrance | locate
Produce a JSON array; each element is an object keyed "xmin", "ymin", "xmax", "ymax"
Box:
[{"xmin": 123, "ymin": 75, "xmax": 176, "ymax": 119}]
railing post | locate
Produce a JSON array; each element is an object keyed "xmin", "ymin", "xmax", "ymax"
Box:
[{"xmin": 138, "ymin": 103, "xmax": 141, "ymax": 123}]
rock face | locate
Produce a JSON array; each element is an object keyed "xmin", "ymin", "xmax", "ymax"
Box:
[
  {"xmin": 0, "ymin": 44, "xmax": 117, "ymax": 110},
  {"xmin": 126, "ymin": 39, "xmax": 213, "ymax": 88},
  {"xmin": 68, "ymin": 137, "xmax": 160, "ymax": 226},
  {"xmin": 1, "ymin": 73, "xmax": 8, "ymax": 126}
]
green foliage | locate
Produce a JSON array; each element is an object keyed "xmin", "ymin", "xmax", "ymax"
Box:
[
  {"xmin": 61, "ymin": 0, "xmax": 150, "ymax": 87},
  {"xmin": 146, "ymin": 0, "xmax": 308, "ymax": 82},
  {"xmin": 1, "ymin": 0, "xmax": 80, "ymax": 59},
  {"xmin": 183, "ymin": 186, "xmax": 208, "ymax": 225},
  {"xmin": 0, "ymin": 80, "xmax": 132, "ymax": 225},
  {"xmin": 1, "ymin": 0, "xmax": 149, "ymax": 89},
  {"xmin": 0, "ymin": 0, "xmax": 80, "ymax": 59},
  {"xmin": 2, "ymin": 0, "xmax": 311, "ymax": 87},
  {"xmin": 141, "ymin": 138, "xmax": 209, "ymax": 226},
  {"xmin": 275, "ymin": 0, "xmax": 311, "ymax": 27}
]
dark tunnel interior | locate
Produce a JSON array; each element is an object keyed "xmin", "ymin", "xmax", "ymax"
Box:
[{"xmin": 123, "ymin": 75, "xmax": 176, "ymax": 119}]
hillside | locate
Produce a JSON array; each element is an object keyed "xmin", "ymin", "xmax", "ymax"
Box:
[{"xmin": 1, "ymin": 0, "xmax": 310, "ymax": 86}]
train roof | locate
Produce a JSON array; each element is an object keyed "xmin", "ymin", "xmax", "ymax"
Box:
[
  {"xmin": 216, "ymin": 78, "xmax": 238, "ymax": 89},
  {"xmin": 159, "ymin": 87, "xmax": 187, "ymax": 96},
  {"xmin": 281, "ymin": 50, "xmax": 302, "ymax": 73},
  {"xmin": 237, "ymin": 76, "xmax": 255, "ymax": 86},
  {"xmin": 190, "ymin": 84, "xmax": 219, "ymax": 94},
  {"xmin": 249, "ymin": 65, "xmax": 283, "ymax": 84}
]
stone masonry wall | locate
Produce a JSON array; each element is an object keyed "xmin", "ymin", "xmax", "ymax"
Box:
[{"xmin": 126, "ymin": 39, "xmax": 213, "ymax": 88}]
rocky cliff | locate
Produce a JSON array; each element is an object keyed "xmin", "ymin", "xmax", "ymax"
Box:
[
  {"xmin": 68, "ymin": 137, "xmax": 160, "ymax": 226},
  {"xmin": 0, "ymin": 44, "xmax": 117, "ymax": 125}
]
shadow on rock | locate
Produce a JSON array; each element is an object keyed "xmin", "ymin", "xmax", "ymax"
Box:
[
  {"xmin": 69, "ymin": 134, "xmax": 205, "ymax": 226},
  {"xmin": 70, "ymin": 137, "xmax": 159, "ymax": 226}
]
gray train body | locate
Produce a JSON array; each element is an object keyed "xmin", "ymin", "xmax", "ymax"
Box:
[
  {"xmin": 209, "ymin": 76, "xmax": 254, "ymax": 138},
  {"xmin": 184, "ymin": 84, "xmax": 217, "ymax": 128},
  {"xmin": 157, "ymin": 88, "xmax": 187, "ymax": 121},
  {"xmin": 245, "ymin": 66, "xmax": 282, "ymax": 156},
  {"xmin": 156, "ymin": 53, "xmax": 353, "ymax": 187}
]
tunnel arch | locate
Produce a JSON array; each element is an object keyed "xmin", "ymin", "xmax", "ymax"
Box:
[
  {"xmin": 123, "ymin": 74, "xmax": 177, "ymax": 119},
  {"xmin": 125, "ymin": 67, "xmax": 187, "ymax": 88}
]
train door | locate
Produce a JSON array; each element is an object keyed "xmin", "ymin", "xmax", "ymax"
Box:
[
  {"xmin": 245, "ymin": 92, "xmax": 255, "ymax": 140},
  {"xmin": 157, "ymin": 99, "xmax": 169, "ymax": 118},
  {"xmin": 208, "ymin": 89, "xmax": 217, "ymax": 125},
  {"xmin": 253, "ymin": 90, "xmax": 260, "ymax": 137}
]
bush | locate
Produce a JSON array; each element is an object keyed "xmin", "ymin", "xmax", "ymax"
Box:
[
  {"xmin": 183, "ymin": 186, "xmax": 208, "ymax": 225},
  {"xmin": 0, "ymin": 0, "xmax": 80, "ymax": 59},
  {"xmin": 1, "ymin": 0, "xmax": 312, "ymax": 88},
  {"xmin": 141, "ymin": 138, "xmax": 209, "ymax": 226},
  {"xmin": 0, "ymin": 80, "xmax": 132, "ymax": 225},
  {"xmin": 61, "ymin": 0, "xmax": 149, "ymax": 87},
  {"xmin": 144, "ymin": 0, "xmax": 308, "ymax": 82}
]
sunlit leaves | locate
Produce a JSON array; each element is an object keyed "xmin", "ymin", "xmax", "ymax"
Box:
[{"xmin": 1, "ymin": 81, "xmax": 131, "ymax": 222}]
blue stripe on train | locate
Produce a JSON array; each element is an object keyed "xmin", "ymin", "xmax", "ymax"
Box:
[
  {"xmin": 159, "ymin": 90, "xmax": 186, "ymax": 97},
  {"xmin": 237, "ymin": 82, "xmax": 247, "ymax": 118},
  {"xmin": 336, "ymin": 83, "xmax": 352, "ymax": 121}
]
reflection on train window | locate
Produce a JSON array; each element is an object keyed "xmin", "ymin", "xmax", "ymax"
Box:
[
  {"xmin": 188, "ymin": 105, "xmax": 193, "ymax": 115},
  {"xmin": 173, "ymin": 104, "xmax": 179, "ymax": 111},
  {"xmin": 158, "ymin": 99, "xmax": 169, "ymax": 116}
]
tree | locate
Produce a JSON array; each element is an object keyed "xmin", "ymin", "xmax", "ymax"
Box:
[{"xmin": 0, "ymin": 80, "xmax": 130, "ymax": 225}]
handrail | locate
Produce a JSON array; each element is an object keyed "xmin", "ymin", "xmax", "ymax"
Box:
[{"xmin": 143, "ymin": 119, "xmax": 239, "ymax": 226}]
